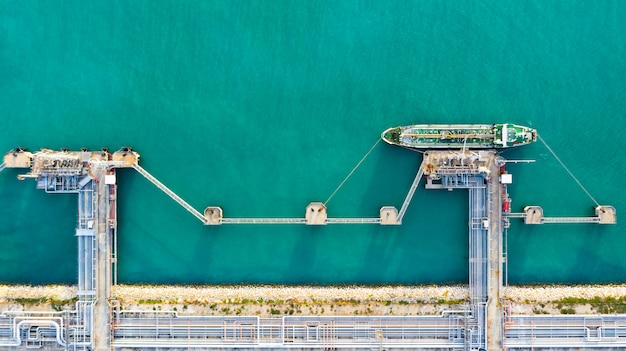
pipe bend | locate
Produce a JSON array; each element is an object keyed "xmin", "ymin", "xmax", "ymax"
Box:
[{"xmin": 15, "ymin": 319, "xmax": 64, "ymax": 347}]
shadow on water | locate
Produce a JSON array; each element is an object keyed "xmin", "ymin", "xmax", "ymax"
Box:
[
  {"xmin": 287, "ymin": 226, "xmax": 320, "ymax": 284},
  {"xmin": 0, "ymin": 170, "xmax": 76, "ymax": 284},
  {"xmin": 509, "ymin": 223, "xmax": 624, "ymax": 284},
  {"xmin": 347, "ymin": 146, "xmax": 470, "ymax": 284}
]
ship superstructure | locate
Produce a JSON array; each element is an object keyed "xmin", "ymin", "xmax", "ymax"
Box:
[{"xmin": 382, "ymin": 123, "xmax": 536, "ymax": 149}]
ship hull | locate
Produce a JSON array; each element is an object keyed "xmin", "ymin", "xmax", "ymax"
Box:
[{"xmin": 382, "ymin": 124, "xmax": 536, "ymax": 150}]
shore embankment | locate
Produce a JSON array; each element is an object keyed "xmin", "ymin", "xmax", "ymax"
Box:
[{"xmin": 2, "ymin": 284, "xmax": 625, "ymax": 316}]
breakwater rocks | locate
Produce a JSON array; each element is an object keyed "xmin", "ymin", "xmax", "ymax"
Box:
[
  {"xmin": 505, "ymin": 285, "xmax": 626, "ymax": 303},
  {"xmin": 115, "ymin": 285, "xmax": 468, "ymax": 304},
  {"xmin": 505, "ymin": 285, "xmax": 626, "ymax": 315},
  {"xmin": 2, "ymin": 284, "xmax": 626, "ymax": 316},
  {"xmin": 114, "ymin": 285, "xmax": 469, "ymax": 316}
]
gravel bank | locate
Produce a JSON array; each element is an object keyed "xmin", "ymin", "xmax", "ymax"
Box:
[{"xmin": 2, "ymin": 284, "xmax": 626, "ymax": 316}]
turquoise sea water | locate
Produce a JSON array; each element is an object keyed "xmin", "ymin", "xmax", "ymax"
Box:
[{"xmin": 0, "ymin": 1, "xmax": 624, "ymax": 285}]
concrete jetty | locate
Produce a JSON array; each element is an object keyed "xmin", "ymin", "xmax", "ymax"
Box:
[{"xmin": 0, "ymin": 147, "xmax": 619, "ymax": 351}]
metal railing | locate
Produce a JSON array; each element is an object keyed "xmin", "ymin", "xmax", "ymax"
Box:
[
  {"xmin": 397, "ymin": 161, "xmax": 425, "ymax": 223},
  {"xmin": 542, "ymin": 217, "xmax": 600, "ymax": 224},
  {"xmin": 221, "ymin": 217, "xmax": 381, "ymax": 224},
  {"xmin": 77, "ymin": 180, "xmax": 97, "ymax": 298},
  {"xmin": 505, "ymin": 315, "xmax": 626, "ymax": 348},
  {"xmin": 0, "ymin": 302, "xmax": 94, "ymax": 349},
  {"xmin": 326, "ymin": 217, "xmax": 381, "ymax": 224},
  {"xmin": 131, "ymin": 163, "xmax": 206, "ymax": 223},
  {"xmin": 112, "ymin": 314, "xmax": 467, "ymax": 349},
  {"xmin": 5, "ymin": 311, "xmax": 626, "ymax": 350},
  {"xmin": 221, "ymin": 218, "xmax": 306, "ymax": 224}
]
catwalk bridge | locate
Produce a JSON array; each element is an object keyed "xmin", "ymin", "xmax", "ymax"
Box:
[{"xmin": 0, "ymin": 147, "xmax": 617, "ymax": 351}]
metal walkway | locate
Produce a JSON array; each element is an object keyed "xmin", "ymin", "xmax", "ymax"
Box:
[
  {"xmin": 326, "ymin": 217, "xmax": 381, "ymax": 224},
  {"xmin": 112, "ymin": 314, "xmax": 468, "ymax": 349},
  {"xmin": 542, "ymin": 217, "xmax": 601, "ymax": 224},
  {"xmin": 506, "ymin": 213, "xmax": 602, "ymax": 224},
  {"xmin": 419, "ymin": 150, "xmax": 509, "ymax": 350},
  {"xmin": 1, "ymin": 147, "xmax": 621, "ymax": 351},
  {"xmin": 220, "ymin": 218, "xmax": 382, "ymax": 224},
  {"xmin": 505, "ymin": 315, "xmax": 626, "ymax": 348},
  {"xmin": 221, "ymin": 217, "xmax": 307, "ymax": 224},
  {"xmin": 422, "ymin": 150, "xmax": 494, "ymax": 350},
  {"xmin": 507, "ymin": 205, "xmax": 615, "ymax": 225},
  {"xmin": 0, "ymin": 176, "xmax": 98, "ymax": 350},
  {"xmin": 131, "ymin": 165, "xmax": 384, "ymax": 226},
  {"xmin": 77, "ymin": 180, "xmax": 97, "ymax": 298},
  {"xmin": 397, "ymin": 161, "xmax": 425, "ymax": 223},
  {"xmin": 131, "ymin": 163, "xmax": 207, "ymax": 223},
  {"xmin": 0, "ymin": 301, "xmax": 94, "ymax": 349},
  {"xmin": 135, "ymin": 163, "xmax": 392, "ymax": 225}
]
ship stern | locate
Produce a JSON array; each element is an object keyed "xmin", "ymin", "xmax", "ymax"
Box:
[{"xmin": 495, "ymin": 124, "xmax": 538, "ymax": 147}]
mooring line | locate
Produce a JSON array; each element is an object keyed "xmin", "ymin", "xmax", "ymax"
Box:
[
  {"xmin": 324, "ymin": 139, "xmax": 382, "ymax": 206},
  {"xmin": 537, "ymin": 134, "xmax": 600, "ymax": 206}
]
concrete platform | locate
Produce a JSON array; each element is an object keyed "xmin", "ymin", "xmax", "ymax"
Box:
[
  {"xmin": 379, "ymin": 206, "xmax": 399, "ymax": 225},
  {"xmin": 597, "ymin": 205, "xmax": 617, "ymax": 224},
  {"xmin": 524, "ymin": 206, "xmax": 544, "ymax": 224},
  {"xmin": 305, "ymin": 202, "xmax": 327, "ymax": 225},
  {"xmin": 3, "ymin": 149, "xmax": 33, "ymax": 168},
  {"xmin": 89, "ymin": 149, "xmax": 111, "ymax": 162},
  {"xmin": 204, "ymin": 206, "xmax": 223, "ymax": 225},
  {"xmin": 112, "ymin": 147, "xmax": 140, "ymax": 167}
]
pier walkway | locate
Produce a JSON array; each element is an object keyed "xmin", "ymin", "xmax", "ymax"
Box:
[
  {"xmin": 112, "ymin": 314, "xmax": 467, "ymax": 349},
  {"xmin": 220, "ymin": 218, "xmax": 382, "ymax": 224},
  {"xmin": 421, "ymin": 150, "xmax": 498, "ymax": 350},
  {"xmin": 541, "ymin": 217, "xmax": 601, "ymax": 223},
  {"xmin": 397, "ymin": 160, "xmax": 425, "ymax": 223},
  {"xmin": 131, "ymin": 163, "xmax": 206, "ymax": 223},
  {"xmin": 221, "ymin": 217, "xmax": 307, "ymax": 224},
  {"xmin": 134, "ymin": 164, "xmax": 390, "ymax": 225},
  {"xmin": 508, "ymin": 205, "xmax": 616, "ymax": 224},
  {"xmin": 0, "ymin": 147, "xmax": 620, "ymax": 351}
]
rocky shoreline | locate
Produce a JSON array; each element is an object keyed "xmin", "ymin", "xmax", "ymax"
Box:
[{"xmin": 2, "ymin": 284, "xmax": 626, "ymax": 316}]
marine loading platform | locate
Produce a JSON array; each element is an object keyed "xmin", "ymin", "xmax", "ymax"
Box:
[{"xmin": 0, "ymin": 145, "xmax": 619, "ymax": 351}]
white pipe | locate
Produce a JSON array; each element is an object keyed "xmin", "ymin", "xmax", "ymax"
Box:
[
  {"xmin": 16, "ymin": 319, "xmax": 65, "ymax": 346},
  {"xmin": 2, "ymin": 301, "xmax": 94, "ymax": 348}
]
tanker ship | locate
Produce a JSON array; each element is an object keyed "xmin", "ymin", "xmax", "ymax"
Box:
[{"xmin": 381, "ymin": 123, "xmax": 536, "ymax": 150}]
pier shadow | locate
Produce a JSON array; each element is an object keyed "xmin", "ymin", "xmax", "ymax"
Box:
[
  {"xmin": 0, "ymin": 171, "xmax": 76, "ymax": 284},
  {"xmin": 347, "ymin": 148, "xmax": 469, "ymax": 284},
  {"xmin": 508, "ymin": 224, "xmax": 625, "ymax": 284}
]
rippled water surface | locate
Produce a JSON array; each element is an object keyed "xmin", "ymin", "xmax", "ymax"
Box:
[{"xmin": 0, "ymin": 1, "xmax": 624, "ymax": 285}]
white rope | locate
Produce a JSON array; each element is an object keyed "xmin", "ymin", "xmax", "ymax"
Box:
[
  {"xmin": 537, "ymin": 134, "xmax": 600, "ymax": 206},
  {"xmin": 324, "ymin": 139, "xmax": 381, "ymax": 206}
]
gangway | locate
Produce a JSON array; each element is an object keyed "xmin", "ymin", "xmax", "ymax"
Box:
[
  {"xmin": 219, "ymin": 218, "xmax": 381, "ymax": 224},
  {"xmin": 206, "ymin": 201, "xmax": 393, "ymax": 225},
  {"xmin": 326, "ymin": 217, "xmax": 380, "ymax": 224},
  {"xmin": 131, "ymin": 163, "xmax": 207, "ymax": 224},
  {"xmin": 507, "ymin": 206, "xmax": 616, "ymax": 225},
  {"xmin": 1, "ymin": 146, "xmax": 619, "ymax": 351},
  {"xmin": 0, "ymin": 163, "xmax": 5, "ymax": 172},
  {"xmin": 542, "ymin": 217, "xmax": 601, "ymax": 224},
  {"xmin": 221, "ymin": 217, "xmax": 307, "ymax": 224},
  {"xmin": 505, "ymin": 213, "xmax": 525, "ymax": 219},
  {"xmin": 396, "ymin": 161, "xmax": 425, "ymax": 223}
]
